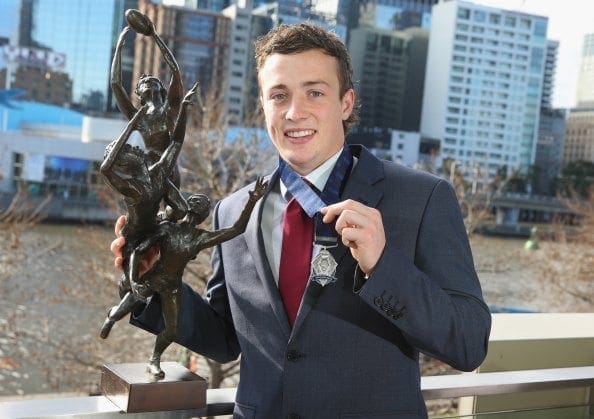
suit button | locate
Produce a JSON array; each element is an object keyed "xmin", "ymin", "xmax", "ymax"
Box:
[{"xmin": 286, "ymin": 350, "xmax": 302, "ymax": 362}]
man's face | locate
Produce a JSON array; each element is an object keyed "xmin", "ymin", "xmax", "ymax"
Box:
[{"xmin": 259, "ymin": 49, "xmax": 354, "ymax": 175}]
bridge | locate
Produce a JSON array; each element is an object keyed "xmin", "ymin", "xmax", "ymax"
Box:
[{"xmin": 486, "ymin": 192, "xmax": 580, "ymax": 227}]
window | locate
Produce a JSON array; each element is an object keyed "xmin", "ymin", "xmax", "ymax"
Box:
[
  {"xmin": 533, "ymin": 20, "xmax": 547, "ymax": 38},
  {"xmin": 474, "ymin": 10, "xmax": 486, "ymax": 22},
  {"xmin": 12, "ymin": 153, "xmax": 24, "ymax": 182},
  {"xmin": 489, "ymin": 14, "xmax": 501, "ymax": 24},
  {"xmin": 458, "ymin": 8, "xmax": 470, "ymax": 19},
  {"xmin": 504, "ymin": 16, "xmax": 516, "ymax": 27}
]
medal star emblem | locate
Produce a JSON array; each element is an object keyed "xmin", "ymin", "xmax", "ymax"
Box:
[{"xmin": 310, "ymin": 248, "xmax": 338, "ymax": 287}]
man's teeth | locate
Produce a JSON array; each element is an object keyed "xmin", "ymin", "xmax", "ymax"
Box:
[{"xmin": 286, "ymin": 130, "xmax": 314, "ymax": 138}]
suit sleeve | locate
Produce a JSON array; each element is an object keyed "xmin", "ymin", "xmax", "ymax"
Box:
[
  {"xmin": 130, "ymin": 202, "xmax": 241, "ymax": 364},
  {"xmin": 356, "ymin": 179, "xmax": 491, "ymax": 371}
]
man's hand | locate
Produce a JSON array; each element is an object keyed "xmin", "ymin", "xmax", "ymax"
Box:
[
  {"xmin": 320, "ymin": 199, "xmax": 385, "ymax": 276},
  {"xmin": 110, "ymin": 215, "xmax": 160, "ymax": 277}
]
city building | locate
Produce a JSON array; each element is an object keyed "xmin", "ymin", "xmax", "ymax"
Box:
[
  {"xmin": 534, "ymin": 108, "xmax": 566, "ymax": 194},
  {"xmin": 16, "ymin": 0, "xmax": 130, "ymax": 112},
  {"xmin": 135, "ymin": 0, "xmax": 231, "ymax": 106},
  {"xmin": 252, "ymin": 1, "xmax": 344, "ymax": 37},
  {"xmin": 223, "ymin": 0, "xmax": 254, "ymax": 124},
  {"xmin": 576, "ymin": 33, "xmax": 594, "ymax": 108},
  {"xmin": 0, "ymin": 0, "xmax": 19, "ymax": 69},
  {"xmin": 541, "ymin": 40, "xmax": 558, "ymax": 110},
  {"xmin": 345, "ymin": 0, "xmax": 437, "ymax": 42},
  {"xmin": 0, "ymin": 99, "xmax": 117, "ymax": 220},
  {"xmin": 532, "ymin": 39, "xmax": 565, "ymax": 195},
  {"xmin": 1, "ymin": 56, "xmax": 72, "ymax": 107},
  {"xmin": 349, "ymin": 26, "xmax": 428, "ymax": 131},
  {"xmin": 346, "ymin": 126, "xmax": 440, "ymax": 169},
  {"xmin": 420, "ymin": 0, "xmax": 548, "ymax": 180},
  {"xmin": 563, "ymin": 107, "xmax": 594, "ymax": 165}
]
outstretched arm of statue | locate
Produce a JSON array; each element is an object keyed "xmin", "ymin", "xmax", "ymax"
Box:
[
  {"xmin": 153, "ymin": 82, "xmax": 200, "ymax": 179},
  {"xmin": 110, "ymin": 26, "xmax": 137, "ymax": 120},
  {"xmin": 193, "ymin": 177, "xmax": 268, "ymax": 251},
  {"xmin": 152, "ymin": 29, "xmax": 183, "ymax": 120}
]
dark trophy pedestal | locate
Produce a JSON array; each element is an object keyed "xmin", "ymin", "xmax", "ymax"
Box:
[{"xmin": 101, "ymin": 362, "xmax": 208, "ymax": 413}]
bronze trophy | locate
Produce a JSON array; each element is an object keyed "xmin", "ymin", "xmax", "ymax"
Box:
[{"xmin": 98, "ymin": 9, "xmax": 266, "ymax": 412}]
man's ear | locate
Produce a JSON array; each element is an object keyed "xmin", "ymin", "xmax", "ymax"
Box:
[{"xmin": 341, "ymin": 88, "xmax": 355, "ymax": 120}]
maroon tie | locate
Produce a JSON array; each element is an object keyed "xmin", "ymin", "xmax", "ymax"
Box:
[{"xmin": 279, "ymin": 197, "xmax": 314, "ymax": 327}]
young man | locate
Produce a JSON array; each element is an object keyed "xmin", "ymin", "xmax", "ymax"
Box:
[{"xmin": 112, "ymin": 23, "xmax": 491, "ymax": 418}]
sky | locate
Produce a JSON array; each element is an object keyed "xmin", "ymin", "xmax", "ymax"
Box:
[{"xmin": 471, "ymin": 0, "xmax": 594, "ymax": 109}]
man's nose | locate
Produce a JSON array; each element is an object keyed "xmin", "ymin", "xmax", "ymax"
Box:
[{"xmin": 285, "ymin": 96, "xmax": 307, "ymax": 121}]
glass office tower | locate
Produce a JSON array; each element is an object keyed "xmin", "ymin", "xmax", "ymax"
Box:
[{"xmin": 19, "ymin": 0, "xmax": 121, "ymax": 111}]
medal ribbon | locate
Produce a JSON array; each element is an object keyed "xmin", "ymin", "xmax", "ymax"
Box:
[{"xmin": 278, "ymin": 145, "xmax": 352, "ymax": 247}]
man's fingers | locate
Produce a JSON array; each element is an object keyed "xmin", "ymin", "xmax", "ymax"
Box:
[
  {"xmin": 115, "ymin": 215, "xmax": 127, "ymax": 237},
  {"xmin": 110, "ymin": 236, "xmax": 125, "ymax": 257},
  {"xmin": 114, "ymin": 256, "xmax": 124, "ymax": 269},
  {"xmin": 321, "ymin": 199, "xmax": 367, "ymax": 223},
  {"xmin": 320, "ymin": 199, "xmax": 385, "ymax": 275},
  {"xmin": 334, "ymin": 209, "xmax": 368, "ymax": 235}
]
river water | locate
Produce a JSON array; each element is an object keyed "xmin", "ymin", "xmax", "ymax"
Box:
[{"xmin": 0, "ymin": 223, "xmax": 584, "ymax": 398}]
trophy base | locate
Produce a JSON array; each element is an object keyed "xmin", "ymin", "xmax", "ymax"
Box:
[{"xmin": 101, "ymin": 362, "xmax": 207, "ymax": 413}]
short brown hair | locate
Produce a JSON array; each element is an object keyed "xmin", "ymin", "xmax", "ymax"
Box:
[{"xmin": 254, "ymin": 23, "xmax": 359, "ymax": 133}]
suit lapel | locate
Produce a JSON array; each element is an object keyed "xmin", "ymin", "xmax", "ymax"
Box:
[
  {"xmin": 291, "ymin": 145, "xmax": 385, "ymax": 337},
  {"xmin": 244, "ymin": 170, "xmax": 292, "ymax": 339}
]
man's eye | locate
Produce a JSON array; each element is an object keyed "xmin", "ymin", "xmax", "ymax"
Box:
[
  {"xmin": 271, "ymin": 93, "xmax": 286, "ymax": 101},
  {"xmin": 310, "ymin": 91, "xmax": 323, "ymax": 97}
]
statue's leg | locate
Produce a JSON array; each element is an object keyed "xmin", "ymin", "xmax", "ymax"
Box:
[
  {"xmin": 99, "ymin": 291, "xmax": 142, "ymax": 339},
  {"xmin": 147, "ymin": 289, "xmax": 180, "ymax": 377}
]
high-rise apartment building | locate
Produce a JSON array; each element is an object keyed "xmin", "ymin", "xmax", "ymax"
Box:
[
  {"xmin": 223, "ymin": 1, "xmax": 254, "ymax": 124},
  {"xmin": 349, "ymin": 26, "xmax": 428, "ymax": 131},
  {"xmin": 576, "ymin": 33, "xmax": 594, "ymax": 108},
  {"xmin": 421, "ymin": 0, "xmax": 548, "ymax": 179}
]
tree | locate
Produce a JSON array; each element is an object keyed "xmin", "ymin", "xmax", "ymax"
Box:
[
  {"xmin": 439, "ymin": 158, "xmax": 494, "ymax": 235},
  {"xmin": 559, "ymin": 160, "xmax": 594, "ymax": 199},
  {"xmin": 529, "ymin": 187, "xmax": 594, "ymax": 309},
  {"xmin": 175, "ymin": 90, "xmax": 275, "ymax": 389}
]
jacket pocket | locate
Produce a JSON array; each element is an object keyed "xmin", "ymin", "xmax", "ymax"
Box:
[{"xmin": 233, "ymin": 401, "xmax": 256, "ymax": 419}]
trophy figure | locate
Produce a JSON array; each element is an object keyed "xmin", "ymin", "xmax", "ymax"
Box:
[{"xmin": 98, "ymin": 9, "xmax": 266, "ymax": 412}]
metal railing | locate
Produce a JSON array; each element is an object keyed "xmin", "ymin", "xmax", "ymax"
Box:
[{"xmin": 1, "ymin": 366, "xmax": 593, "ymax": 418}]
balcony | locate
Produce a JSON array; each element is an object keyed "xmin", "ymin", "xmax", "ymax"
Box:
[{"xmin": 1, "ymin": 313, "xmax": 593, "ymax": 418}]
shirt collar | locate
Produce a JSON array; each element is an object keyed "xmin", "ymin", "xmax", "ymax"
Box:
[{"xmin": 280, "ymin": 148, "xmax": 343, "ymax": 200}]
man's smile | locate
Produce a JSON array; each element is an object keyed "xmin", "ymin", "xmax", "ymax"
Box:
[{"xmin": 285, "ymin": 129, "xmax": 316, "ymax": 138}]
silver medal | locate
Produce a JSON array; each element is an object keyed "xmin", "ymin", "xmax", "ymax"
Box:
[{"xmin": 310, "ymin": 247, "xmax": 338, "ymax": 287}]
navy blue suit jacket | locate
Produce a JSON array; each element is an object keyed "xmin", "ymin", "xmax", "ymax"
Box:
[{"xmin": 133, "ymin": 145, "xmax": 491, "ymax": 418}]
